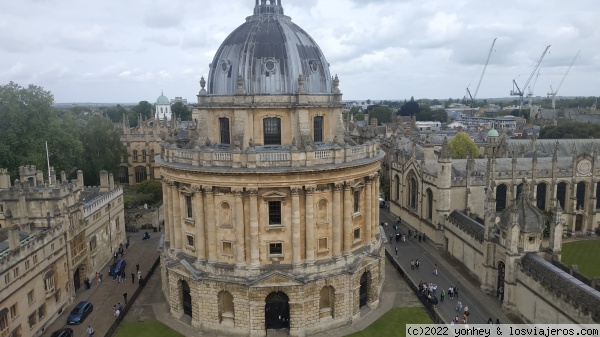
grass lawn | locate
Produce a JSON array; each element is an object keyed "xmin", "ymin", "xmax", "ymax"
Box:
[
  {"xmin": 561, "ymin": 240, "xmax": 600, "ymax": 278},
  {"xmin": 345, "ymin": 307, "xmax": 433, "ymax": 337},
  {"xmin": 114, "ymin": 320, "xmax": 184, "ymax": 337}
]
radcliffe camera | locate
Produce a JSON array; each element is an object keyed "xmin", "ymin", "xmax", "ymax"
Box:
[{"xmin": 0, "ymin": 1, "xmax": 598, "ymax": 337}]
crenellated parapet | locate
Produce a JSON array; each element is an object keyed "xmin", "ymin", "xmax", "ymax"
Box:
[
  {"xmin": 0, "ymin": 224, "xmax": 64, "ymax": 268},
  {"xmin": 83, "ymin": 187, "xmax": 123, "ymax": 218}
]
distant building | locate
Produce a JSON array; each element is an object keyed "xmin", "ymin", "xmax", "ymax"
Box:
[
  {"xmin": 170, "ymin": 96, "xmax": 188, "ymax": 105},
  {"xmin": 155, "ymin": 92, "xmax": 172, "ymax": 121},
  {"xmin": 0, "ymin": 166, "xmax": 124, "ymax": 337}
]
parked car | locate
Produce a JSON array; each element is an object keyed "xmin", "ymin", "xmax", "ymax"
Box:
[
  {"xmin": 50, "ymin": 328, "xmax": 73, "ymax": 337},
  {"xmin": 67, "ymin": 301, "xmax": 93, "ymax": 325},
  {"xmin": 109, "ymin": 259, "xmax": 126, "ymax": 276}
]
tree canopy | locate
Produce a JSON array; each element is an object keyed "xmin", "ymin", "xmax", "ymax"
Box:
[
  {"xmin": 365, "ymin": 105, "xmax": 393, "ymax": 125},
  {"xmin": 448, "ymin": 132, "xmax": 479, "ymax": 159},
  {"xmin": 79, "ymin": 115, "xmax": 127, "ymax": 185},
  {"xmin": 171, "ymin": 102, "xmax": 191, "ymax": 121},
  {"xmin": 0, "ymin": 82, "xmax": 83, "ymax": 178},
  {"xmin": 132, "ymin": 101, "xmax": 153, "ymax": 120},
  {"xmin": 397, "ymin": 96, "xmax": 420, "ymax": 116},
  {"xmin": 539, "ymin": 121, "xmax": 600, "ymax": 139}
]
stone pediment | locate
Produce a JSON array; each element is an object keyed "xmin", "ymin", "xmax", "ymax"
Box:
[
  {"xmin": 249, "ymin": 271, "xmax": 305, "ymax": 288},
  {"xmin": 262, "ymin": 191, "xmax": 288, "ymax": 199}
]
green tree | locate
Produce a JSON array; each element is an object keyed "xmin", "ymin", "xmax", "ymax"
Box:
[
  {"xmin": 102, "ymin": 104, "xmax": 128, "ymax": 123},
  {"xmin": 79, "ymin": 115, "xmax": 127, "ymax": 185},
  {"xmin": 448, "ymin": 132, "xmax": 479, "ymax": 159},
  {"xmin": 0, "ymin": 82, "xmax": 83, "ymax": 178},
  {"xmin": 135, "ymin": 180, "xmax": 163, "ymax": 205},
  {"xmin": 366, "ymin": 106, "xmax": 393, "ymax": 125},
  {"xmin": 132, "ymin": 101, "xmax": 153, "ymax": 120},
  {"xmin": 171, "ymin": 102, "xmax": 191, "ymax": 121},
  {"xmin": 540, "ymin": 121, "xmax": 600, "ymax": 139},
  {"xmin": 398, "ymin": 96, "xmax": 420, "ymax": 116},
  {"xmin": 354, "ymin": 112, "xmax": 364, "ymax": 121}
]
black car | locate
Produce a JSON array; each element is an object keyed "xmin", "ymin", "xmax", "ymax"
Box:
[
  {"xmin": 50, "ymin": 328, "xmax": 73, "ymax": 337},
  {"xmin": 67, "ymin": 301, "xmax": 93, "ymax": 325}
]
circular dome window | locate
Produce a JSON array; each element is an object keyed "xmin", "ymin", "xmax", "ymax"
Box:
[
  {"xmin": 220, "ymin": 60, "xmax": 230, "ymax": 73},
  {"xmin": 309, "ymin": 60, "xmax": 319, "ymax": 73},
  {"xmin": 265, "ymin": 59, "xmax": 277, "ymax": 73}
]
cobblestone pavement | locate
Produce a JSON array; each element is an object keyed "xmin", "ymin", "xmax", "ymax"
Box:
[{"xmin": 41, "ymin": 234, "xmax": 161, "ymax": 337}]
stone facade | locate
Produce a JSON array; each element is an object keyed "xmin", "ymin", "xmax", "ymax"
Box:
[
  {"xmin": 0, "ymin": 166, "xmax": 125, "ymax": 337},
  {"xmin": 158, "ymin": 2, "xmax": 384, "ymax": 336}
]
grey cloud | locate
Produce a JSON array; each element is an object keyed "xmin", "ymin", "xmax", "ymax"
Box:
[{"xmin": 143, "ymin": 35, "xmax": 180, "ymax": 47}]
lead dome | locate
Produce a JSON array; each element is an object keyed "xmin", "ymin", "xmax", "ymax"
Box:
[{"xmin": 207, "ymin": 0, "xmax": 332, "ymax": 95}]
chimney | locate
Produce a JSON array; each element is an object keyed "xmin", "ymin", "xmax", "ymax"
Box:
[
  {"xmin": 8, "ymin": 225, "xmax": 21, "ymax": 251},
  {"xmin": 49, "ymin": 166, "xmax": 56, "ymax": 186},
  {"xmin": 77, "ymin": 170, "xmax": 84, "ymax": 187},
  {"xmin": 99, "ymin": 170, "xmax": 109, "ymax": 192},
  {"xmin": 61, "ymin": 171, "xmax": 67, "ymax": 184},
  {"xmin": 108, "ymin": 173, "xmax": 115, "ymax": 191},
  {"xmin": 36, "ymin": 170, "xmax": 44, "ymax": 186}
]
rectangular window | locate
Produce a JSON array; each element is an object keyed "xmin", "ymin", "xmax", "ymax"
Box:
[
  {"xmin": 10, "ymin": 303, "xmax": 18, "ymax": 319},
  {"xmin": 27, "ymin": 290, "xmax": 34, "ymax": 305},
  {"xmin": 0, "ymin": 314, "xmax": 7, "ymax": 334},
  {"xmin": 186, "ymin": 196, "xmax": 193, "ymax": 218},
  {"xmin": 25, "ymin": 260, "xmax": 30, "ymax": 270},
  {"xmin": 353, "ymin": 228, "xmax": 361, "ymax": 241},
  {"xmin": 133, "ymin": 150, "xmax": 138, "ymax": 162},
  {"xmin": 268, "ymin": 201, "xmax": 282, "ymax": 225},
  {"xmin": 33, "ymin": 254, "xmax": 38, "ymax": 265},
  {"xmin": 269, "ymin": 242, "xmax": 283, "ymax": 256},
  {"xmin": 219, "ymin": 118, "xmax": 231, "ymax": 145},
  {"xmin": 37, "ymin": 304, "xmax": 46, "ymax": 320},
  {"xmin": 186, "ymin": 235, "xmax": 195, "ymax": 248},
  {"xmin": 13, "ymin": 267, "xmax": 19, "ymax": 278},
  {"xmin": 318, "ymin": 237, "xmax": 328, "ymax": 252},
  {"xmin": 353, "ymin": 190, "xmax": 360, "ymax": 213},
  {"xmin": 314, "ymin": 116, "xmax": 324, "ymax": 143},
  {"xmin": 4, "ymin": 274, "xmax": 9, "ymax": 284},
  {"xmin": 44, "ymin": 276, "xmax": 55, "ymax": 294},
  {"xmin": 28, "ymin": 312, "xmax": 36, "ymax": 328},
  {"xmin": 222, "ymin": 241, "xmax": 233, "ymax": 256},
  {"xmin": 263, "ymin": 118, "xmax": 281, "ymax": 145}
]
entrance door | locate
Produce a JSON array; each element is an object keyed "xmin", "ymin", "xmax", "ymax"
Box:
[
  {"xmin": 265, "ymin": 292, "xmax": 290, "ymax": 330},
  {"xmin": 73, "ymin": 268, "xmax": 81, "ymax": 292},
  {"xmin": 497, "ymin": 261, "xmax": 505, "ymax": 302},
  {"xmin": 359, "ymin": 272, "xmax": 368, "ymax": 308},
  {"xmin": 181, "ymin": 281, "xmax": 192, "ymax": 317},
  {"xmin": 575, "ymin": 215, "xmax": 583, "ymax": 232}
]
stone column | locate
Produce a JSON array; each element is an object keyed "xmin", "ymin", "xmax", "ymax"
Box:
[
  {"xmin": 162, "ymin": 179, "xmax": 170, "ymax": 244},
  {"xmin": 234, "ymin": 188, "xmax": 246, "ymax": 267},
  {"xmin": 373, "ymin": 173, "xmax": 380, "ymax": 240},
  {"xmin": 249, "ymin": 188, "xmax": 260, "ymax": 268},
  {"xmin": 343, "ymin": 183, "xmax": 352, "ymax": 254},
  {"xmin": 332, "ymin": 183, "xmax": 342, "ymax": 258},
  {"xmin": 305, "ymin": 186, "xmax": 315, "ymax": 265},
  {"xmin": 172, "ymin": 183, "xmax": 182, "ymax": 249},
  {"xmin": 364, "ymin": 177, "xmax": 372, "ymax": 243},
  {"xmin": 166, "ymin": 180, "xmax": 175, "ymax": 245},
  {"xmin": 291, "ymin": 186, "xmax": 302, "ymax": 266},
  {"xmin": 192, "ymin": 185, "xmax": 206, "ymax": 262},
  {"xmin": 204, "ymin": 186, "xmax": 216, "ymax": 263}
]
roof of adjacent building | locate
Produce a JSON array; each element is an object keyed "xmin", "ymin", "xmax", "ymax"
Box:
[
  {"xmin": 207, "ymin": 1, "xmax": 332, "ymax": 96},
  {"xmin": 0, "ymin": 229, "xmax": 29, "ymax": 253}
]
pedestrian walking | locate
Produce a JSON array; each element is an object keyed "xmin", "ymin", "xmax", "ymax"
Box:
[
  {"xmin": 394, "ymin": 246, "xmax": 398, "ymax": 256},
  {"xmin": 86, "ymin": 325, "xmax": 95, "ymax": 336},
  {"xmin": 423, "ymin": 233, "xmax": 427, "ymax": 243},
  {"xmin": 408, "ymin": 229, "xmax": 412, "ymax": 239},
  {"xmin": 418, "ymin": 234, "xmax": 422, "ymax": 243},
  {"xmin": 139, "ymin": 275, "xmax": 144, "ymax": 286},
  {"xmin": 456, "ymin": 301, "xmax": 462, "ymax": 312},
  {"xmin": 410, "ymin": 260, "xmax": 414, "ymax": 270},
  {"xmin": 441, "ymin": 289, "xmax": 445, "ymax": 302},
  {"xmin": 432, "ymin": 296, "xmax": 438, "ymax": 309},
  {"xmin": 123, "ymin": 292, "xmax": 128, "ymax": 305},
  {"xmin": 433, "ymin": 263, "xmax": 438, "ymax": 276},
  {"xmin": 496, "ymin": 318, "xmax": 500, "ymax": 324},
  {"xmin": 131, "ymin": 272, "xmax": 135, "ymax": 284},
  {"xmin": 415, "ymin": 259, "xmax": 420, "ymax": 270},
  {"xmin": 113, "ymin": 251, "xmax": 118, "ymax": 262},
  {"xmin": 113, "ymin": 305, "xmax": 118, "ymax": 317},
  {"xmin": 454, "ymin": 285, "xmax": 459, "ymax": 299},
  {"xmin": 95, "ymin": 272, "xmax": 100, "ymax": 284},
  {"xmin": 126, "ymin": 236, "xmax": 130, "ymax": 249},
  {"xmin": 448, "ymin": 286, "xmax": 454, "ymax": 299},
  {"xmin": 137, "ymin": 270, "xmax": 142, "ymax": 281},
  {"xmin": 389, "ymin": 234, "xmax": 393, "ymax": 242},
  {"xmin": 115, "ymin": 308, "xmax": 121, "ymax": 318},
  {"xmin": 118, "ymin": 303, "xmax": 123, "ymax": 313},
  {"xmin": 402, "ymin": 234, "xmax": 406, "ymax": 242}
]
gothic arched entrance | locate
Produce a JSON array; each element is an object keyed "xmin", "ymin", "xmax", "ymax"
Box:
[
  {"xmin": 265, "ymin": 292, "xmax": 290, "ymax": 331},
  {"xmin": 359, "ymin": 272, "xmax": 369, "ymax": 308},
  {"xmin": 497, "ymin": 261, "xmax": 505, "ymax": 302},
  {"xmin": 181, "ymin": 281, "xmax": 192, "ymax": 317}
]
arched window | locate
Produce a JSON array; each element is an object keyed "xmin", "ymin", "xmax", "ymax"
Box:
[
  {"xmin": 395, "ymin": 175, "xmax": 400, "ymax": 201},
  {"xmin": 135, "ymin": 167, "xmax": 147, "ymax": 183},
  {"xmin": 317, "ymin": 199, "xmax": 328, "ymax": 223},
  {"xmin": 426, "ymin": 189, "xmax": 433, "ymax": 221},
  {"xmin": 89, "ymin": 236, "xmax": 97, "ymax": 253},
  {"xmin": 516, "ymin": 183, "xmax": 524, "ymax": 199},
  {"xmin": 219, "ymin": 117, "xmax": 230, "ymax": 145},
  {"xmin": 118, "ymin": 166, "xmax": 129, "ymax": 184},
  {"xmin": 313, "ymin": 116, "xmax": 324, "ymax": 143},
  {"xmin": 221, "ymin": 202, "xmax": 231, "ymax": 225},
  {"xmin": 557, "ymin": 182, "xmax": 568, "ymax": 210},
  {"xmin": 319, "ymin": 286, "xmax": 335, "ymax": 319},
  {"xmin": 407, "ymin": 176, "xmax": 417, "ymax": 210},
  {"xmin": 218, "ymin": 291, "xmax": 235, "ymax": 325},
  {"xmin": 536, "ymin": 183, "xmax": 547, "ymax": 210},
  {"xmin": 132, "ymin": 150, "xmax": 138, "ymax": 162},
  {"xmin": 496, "ymin": 184, "xmax": 507, "ymax": 212},
  {"xmin": 263, "ymin": 117, "xmax": 281, "ymax": 145},
  {"xmin": 576, "ymin": 181, "xmax": 586, "ymax": 210}
]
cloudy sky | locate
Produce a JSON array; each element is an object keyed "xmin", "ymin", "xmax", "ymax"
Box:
[{"xmin": 1, "ymin": 0, "xmax": 598, "ymax": 103}]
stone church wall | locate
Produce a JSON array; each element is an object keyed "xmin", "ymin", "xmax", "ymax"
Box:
[
  {"xmin": 444, "ymin": 224, "xmax": 484, "ymax": 278},
  {"xmin": 514, "ymin": 272, "xmax": 577, "ymax": 324}
]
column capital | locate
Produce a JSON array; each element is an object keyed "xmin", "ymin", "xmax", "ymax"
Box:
[
  {"xmin": 232, "ymin": 188, "xmax": 244, "ymax": 197},
  {"xmin": 343, "ymin": 182, "xmax": 353, "ymax": 190},
  {"xmin": 305, "ymin": 185, "xmax": 316, "ymax": 195},
  {"xmin": 203, "ymin": 186, "xmax": 213, "ymax": 194},
  {"xmin": 248, "ymin": 188, "xmax": 258, "ymax": 196},
  {"xmin": 333, "ymin": 183, "xmax": 343, "ymax": 192},
  {"xmin": 191, "ymin": 184, "xmax": 202, "ymax": 193},
  {"xmin": 290, "ymin": 186, "xmax": 302, "ymax": 196}
]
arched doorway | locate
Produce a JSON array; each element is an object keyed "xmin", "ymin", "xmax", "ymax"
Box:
[
  {"xmin": 359, "ymin": 272, "xmax": 369, "ymax": 308},
  {"xmin": 265, "ymin": 292, "xmax": 290, "ymax": 331},
  {"xmin": 181, "ymin": 281, "xmax": 192, "ymax": 317},
  {"xmin": 497, "ymin": 261, "xmax": 505, "ymax": 302},
  {"xmin": 575, "ymin": 214, "xmax": 583, "ymax": 232},
  {"xmin": 73, "ymin": 268, "xmax": 81, "ymax": 292}
]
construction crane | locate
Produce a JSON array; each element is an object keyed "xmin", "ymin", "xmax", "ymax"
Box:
[
  {"xmin": 466, "ymin": 38, "xmax": 497, "ymax": 106},
  {"xmin": 510, "ymin": 45, "xmax": 551, "ymax": 117},
  {"xmin": 526, "ymin": 70, "xmax": 540, "ymax": 107},
  {"xmin": 548, "ymin": 50, "xmax": 580, "ymax": 109}
]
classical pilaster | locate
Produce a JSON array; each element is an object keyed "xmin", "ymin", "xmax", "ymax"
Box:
[
  {"xmin": 162, "ymin": 179, "xmax": 170, "ymax": 244},
  {"xmin": 248, "ymin": 188, "xmax": 259, "ymax": 268},
  {"xmin": 291, "ymin": 186, "xmax": 302, "ymax": 267},
  {"xmin": 305, "ymin": 186, "xmax": 316, "ymax": 265},
  {"xmin": 192, "ymin": 185, "xmax": 206, "ymax": 262},
  {"xmin": 234, "ymin": 188, "xmax": 246, "ymax": 267},
  {"xmin": 332, "ymin": 183, "xmax": 342, "ymax": 258},
  {"xmin": 343, "ymin": 182, "xmax": 352, "ymax": 254},
  {"xmin": 172, "ymin": 183, "xmax": 182, "ymax": 249},
  {"xmin": 204, "ymin": 186, "xmax": 216, "ymax": 263},
  {"xmin": 364, "ymin": 177, "xmax": 372, "ymax": 243},
  {"xmin": 166, "ymin": 180, "xmax": 175, "ymax": 245},
  {"xmin": 374, "ymin": 173, "xmax": 380, "ymax": 239}
]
